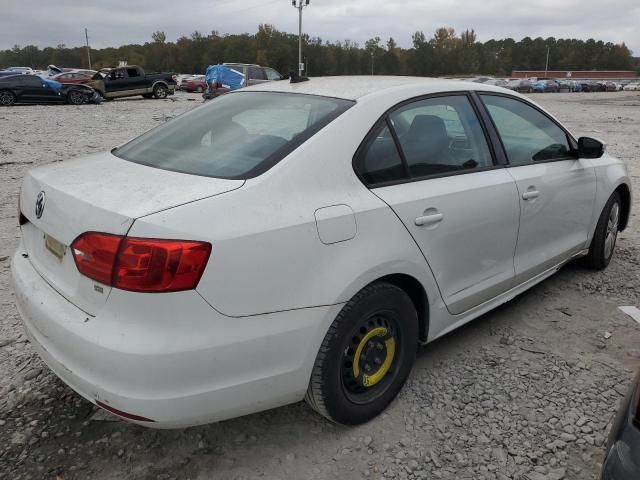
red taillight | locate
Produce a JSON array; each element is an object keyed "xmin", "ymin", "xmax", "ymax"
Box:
[
  {"xmin": 71, "ymin": 232, "xmax": 211, "ymax": 293},
  {"xmin": 72, "ymin": 232, "xmax": 122, "ymax": 285}
]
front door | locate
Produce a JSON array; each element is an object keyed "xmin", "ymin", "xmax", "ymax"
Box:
[
  {"xmin": 479, "ymin": 94, "xmax": 596, "ymax": 283},
  {"xmin": 356, "ymin": 94, "xmax": 521, "ymax": 315}
]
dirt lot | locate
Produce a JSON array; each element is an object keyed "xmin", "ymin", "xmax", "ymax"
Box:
[{"xmin": 0, "ymin": 91, "xmax": 639, "ymax": 480}]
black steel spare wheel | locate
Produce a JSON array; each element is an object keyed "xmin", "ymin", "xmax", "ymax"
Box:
[{"xmin": 305, "ymin": 282, "xmax": 418, "ymax": 424}]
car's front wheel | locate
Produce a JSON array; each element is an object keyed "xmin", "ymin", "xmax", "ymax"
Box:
[
  {"xmin": 582, "ymin": 192, "xmax": 621, "ymax": 270},
  {"xmin": 0, "ymin": 90, "xmax": 16, "ymax": 106},
  {"xmin": 305, "ymin": 282, "xmax": 418, "ymax": 424}
]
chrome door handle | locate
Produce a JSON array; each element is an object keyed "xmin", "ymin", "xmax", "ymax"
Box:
[
  {"xmin": 415, "ymin": 213, "xmax": 443, "ymax": 226},
  {"xmin": 522, "ymin": 190, "xmax": 540, "ymax": 200}
]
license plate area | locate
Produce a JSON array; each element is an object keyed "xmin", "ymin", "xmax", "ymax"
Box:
[{"xmin": 44, "ymin": 234, "xmax": 66, "ymax": 262}]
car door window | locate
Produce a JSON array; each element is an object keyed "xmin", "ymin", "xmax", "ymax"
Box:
[
  {"xmin": 480, "ymin": 95, "xmax": 574, "ymax": 165},
  {"xmin": 263, "ymin": 68, "xmax": 282, "ymax": 81},
  {"xmin": 126, "ymin": 68, "xmax": 140, "ymax": 78},
  {"xmin": 248, "ymin": 67, "xmax": 267, "ymax": 80},
  {"xmin": 388, "ymin": 95, "xmax": 493, "ymax": 178},
  {"xmin": 355, "ymin": 123, "xmax": 406, "ymax": 185}
]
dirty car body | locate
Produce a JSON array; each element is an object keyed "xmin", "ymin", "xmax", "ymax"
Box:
[{"xmin": 12, "ymin": 77, "xmax": 632, "ymax": 428}]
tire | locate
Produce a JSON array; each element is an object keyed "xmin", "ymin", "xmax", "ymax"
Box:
[
  {"xmin": 305, "ymin": 282, "xmax": 419, "ymax": 424},
  {"xmin": 0, "ymin": 90, "xmax": 16, "ymax": 106},
  {"xmin": 67, "ymin": 90, "xmax": 86, "ymax": 105},
  {"xmin": 153, "ymin": 84, "xmax": 168, "ymax": 99},
  {"xmin": 581, "ymin": 192, "xmax": 621, "ymax": 270},
  {"xmin": 195, "ymin": 86, "xmax": 203, "ymax": 93}
]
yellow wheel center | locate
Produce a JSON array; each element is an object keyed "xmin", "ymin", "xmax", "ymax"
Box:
[{"xmin": 352, "ymin": 326, "xmax": 396, "ymax": 388}]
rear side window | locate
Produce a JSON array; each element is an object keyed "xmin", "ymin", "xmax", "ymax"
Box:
[
  {"xmin": 127, "ymin": 68, "xmax": 140, "ymax": 78},
  {"xmin": 355, "ymin": 123, "xmax": 405, "ymax": 184},
  {"xmin": 480, "ymin": 95, "xmax": 574, "ymax": 165},
  {"xmin": 114, "ymin": 92, "xmax": 354, "ymax": 179}
]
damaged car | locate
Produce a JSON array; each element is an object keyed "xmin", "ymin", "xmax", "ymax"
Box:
[{"xmin": 0, "ymin": 75, "xmax": 101, "ymax": 106}]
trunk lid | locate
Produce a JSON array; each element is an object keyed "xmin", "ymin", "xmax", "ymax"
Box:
[{"xmin": 20, "ymin": 151, "xmax": 244, "ymax": 315}]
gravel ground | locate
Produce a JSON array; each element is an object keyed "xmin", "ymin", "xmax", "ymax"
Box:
[{"xmin": 0, "ymin": 91, "xmax": 639, "ymax": 480}]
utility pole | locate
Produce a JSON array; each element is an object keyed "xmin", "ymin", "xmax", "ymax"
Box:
[
  {"xmin": 292, "ymin": 0, "xmax": 309, "ymax": 77},
  {"xmin": 371, "ymin": 51, "xmax": 374, "ymax": 75},
  {"xmin": 85, "ymin": 28, "xmax": 92, "ymax": 70},
  {"xmin": 544, "ymin": 46, "xmax": 550, "ymax": 78}
]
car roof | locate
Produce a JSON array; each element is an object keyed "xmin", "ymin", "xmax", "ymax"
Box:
[{"xmin": 242, "ymin": 75, "xmax": 512, "ymax": 101}]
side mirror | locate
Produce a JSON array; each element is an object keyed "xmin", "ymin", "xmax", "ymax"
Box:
[{"xmin": 578, "ymin": 137, "xmax": 605, "ymax": 159}]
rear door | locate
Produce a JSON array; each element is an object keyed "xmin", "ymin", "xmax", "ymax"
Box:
[
  {"xmin": 21, "ymin": 75, "xmax": 59, "ymax": 102},
  {"xmin": 478, "ymin": 94, "xmax": 596, "ymax": 283},
  {"xmin": 356, "ymin": 93, "xmax": 520, "ymax": 315}
]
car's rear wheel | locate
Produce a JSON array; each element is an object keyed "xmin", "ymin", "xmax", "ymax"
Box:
[
  {"xmin": 582, "ymin": 192, "xmax": 621, "ymax": 270},
  {"xmin": 153, "ymin": 84, "xmax": 168, "ymax": 99},
  {"xmin": 67, "ymin": 90, "xmax": 86, "ymax": 105},
  {"xmin": 0, "ymin": 90, "xmax": 16, "ymax": 106},
  {"xmin": 196, "ymin": 86, "xmax": 203, "ymax": 93},
  {"xmin": 305, "ymin": 282, "xmax": 418, "ymax": 424}
]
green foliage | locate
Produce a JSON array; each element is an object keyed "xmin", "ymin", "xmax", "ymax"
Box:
[{"xmin": 0, "ymin": 26, "xmax": 634, "ymax": 76}]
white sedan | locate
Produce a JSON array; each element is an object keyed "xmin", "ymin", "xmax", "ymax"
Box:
[{"xmin": 12, "ymin": 77, "xmax": 632, "ymax": 427}]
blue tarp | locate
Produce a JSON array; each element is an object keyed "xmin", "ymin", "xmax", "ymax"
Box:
[
  {"xmin": 205, "ymin": 65, "xmax": 245, "ymax": 90},
  {"xmin": 42, "ymin": 78, "xmax": 63, "ymax": 94}
]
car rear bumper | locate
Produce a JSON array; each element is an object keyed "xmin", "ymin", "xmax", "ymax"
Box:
[{"xmin": 11, "ymin": 241, "xmax": 339, "ymax": 428}]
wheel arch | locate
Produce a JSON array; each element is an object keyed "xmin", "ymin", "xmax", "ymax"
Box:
[
  {"xmin": 615, "ymin": 183, "xmax": 631, "ymax": 231},
  {"xmin": 365, "ymin": 273, "xmax": 430, "ymax": 343},
  {"xmin": 152, "ymin": 80, "xmax": 169, "ymax": 91}
]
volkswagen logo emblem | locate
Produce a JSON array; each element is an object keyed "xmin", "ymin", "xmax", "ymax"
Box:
[{"xmin": 35, "ymin": 191, "xmax": 46, "ymax": 219}]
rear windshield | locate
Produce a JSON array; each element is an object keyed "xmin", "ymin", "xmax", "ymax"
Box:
[{"xmin": 113, "ymin": 92, "xmax": 354, "ymax": 179}]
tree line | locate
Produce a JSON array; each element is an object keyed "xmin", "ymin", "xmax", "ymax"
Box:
[{"xmin": 1, "ymin": 25, "xmax": 636, "ymax": 77}]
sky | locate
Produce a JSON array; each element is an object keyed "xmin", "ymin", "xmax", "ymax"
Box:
[{"xmin": 2, "ymin": 0, "xmax": 639, "ymax": 55}]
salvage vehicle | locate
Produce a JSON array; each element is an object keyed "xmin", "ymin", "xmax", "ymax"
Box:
[
  {"xmin": 506, "ymin": 79, "xmax": 533, "ymax": 93},
  {"xmin": 89, "ymin": 65, "xmax": 176, "ymax": 100},
  {"xmin": 51, "ymin": 71, "xmax": 95, "ymax": 85},
  {"xmin": 602, "ymin": 371, "xmax": 640, "ymax": 479},
  {"xmin": 179, "ymin": 75, "xmax": 207, "ymax": 93},
  {"xmin": 531, "ymin": 79, "xmax": 560, "ymax": 93},
  {"xmin": 0, "ymin": 75, "xmax": 101, "ymax": 106},
  {"xmin": 12, "ymin": 77, "xmax": 632, "ymax": 428}
]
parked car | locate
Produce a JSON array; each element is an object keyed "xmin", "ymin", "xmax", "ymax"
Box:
[
  {"xmin": 88, "ymin": 65, "xmax": 176, "ymax": 100},
  {"xmin": 0, "ymin": 75, "xmax": 101, "ymax": 106},
  {"xmin": 557, "ymin": 80, "xmax": 572, "ymax": 93},
  {"xmin": 7, "ymin": 66, "xmax": 33, "ymax": 74},
  {"xmin": 605, "ymin": 82, "xmax": 618, "ymax": 92},
  {"xmin": 601, "ymin": 371, "xmax": 640, "ymax": 479},
  {"xmin": 531, "ymin": 80, "xmax": 559, "ymax": 93},
  {"xmin": 506, "ymin": 79, "xmax": 533, "ymax": 93},
  {"xmin": 203, "ymin": 63, "xmax": 283, "ymax": 100},
  {"xmin": 12, "ymin": 77, "xmax": 631, "ymax": 428},
  {"xmin": 623, "ymin": 82, "xmax": 640, "ymax": 91},
  {"xmin": 51, "ymin": 71, "xmax": 94, "ymax": 85},
  {"xmin": 180, "ymin": 75, "xmax": 207, "ymax": 93},
  {"xmin": 483, "ymin": 79, "xmax": 508, "ymax": 88},
  {"xmin": 222, "ymin": 63, "xmax": 283, "ymax": 85}
]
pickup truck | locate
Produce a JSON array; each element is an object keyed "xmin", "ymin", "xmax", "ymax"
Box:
[{"xmin": 89, "ymin": 65, "xmax": 176, "ymax": 100}]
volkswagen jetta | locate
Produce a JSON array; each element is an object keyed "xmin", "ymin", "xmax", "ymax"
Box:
[{"xmin": 12, "ymin": 77, "xmax": 632, "ymax": 427}]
